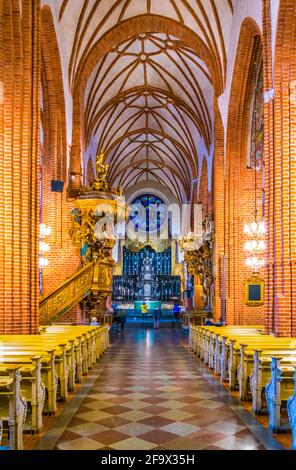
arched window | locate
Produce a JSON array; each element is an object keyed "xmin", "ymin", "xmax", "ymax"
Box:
[
  {"xmin": 130, "ymin": 194, "xmax": 166, "ymax": 233},
  {"xmin": 249, "ymin": 59, "xmax": 264, "ymax": 170}
]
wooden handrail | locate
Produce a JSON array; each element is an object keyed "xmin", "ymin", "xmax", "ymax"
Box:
[{"xmin": 39, "ymin": 262, "xmax": 95, "ymax": 325}]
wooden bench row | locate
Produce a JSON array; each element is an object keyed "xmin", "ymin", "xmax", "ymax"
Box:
[
  {"xmin": 189, "ymin": 325, "xmax": 296, "ymax": 449},
  {"xmin": 0, "ymin": 324, "xmax": 110, "ymax": 450}
]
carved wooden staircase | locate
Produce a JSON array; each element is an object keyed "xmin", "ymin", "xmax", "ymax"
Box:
[{"xmin": 39, "ymin": 262, "xmax": 95, "ymax": 325}]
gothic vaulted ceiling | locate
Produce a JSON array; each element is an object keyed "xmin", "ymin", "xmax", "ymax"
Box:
[{"xmin": 43, "ymin": 0, "xmax": 234, "ymax": 202}]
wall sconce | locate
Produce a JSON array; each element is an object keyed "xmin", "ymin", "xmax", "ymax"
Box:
[{"xmin": 39, "ymin": 224, "xmax": 51, "ymax": 268}]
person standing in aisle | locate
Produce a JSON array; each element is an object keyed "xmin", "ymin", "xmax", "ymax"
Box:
[
  {"xmin": 141, "ymin": 302, "xmax": 148, "ymax": 321},
  {"xmin": 153, "ymin": 308, "xmax": 159, "ymax": 329},
  {"xmin": 172, "ymin": 302, "xmax": 181, "ymax": 329}
]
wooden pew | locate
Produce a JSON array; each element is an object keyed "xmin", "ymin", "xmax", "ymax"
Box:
[
  {"xmin": 265, "ymin": 357, "xmax": 295, "ymax": 433},
  {"xmin": 227, "ymin": 337, "xmax": 295, "ymax": 390},
  {"xmin": 205, "ymin": 328, "xmax": 263, "ymax": 372},
  {"xmin": 0, "ymin": 341, "xmax": 69, "ymax": 402},
  {"xmin": 233, "ymin": 338, "xmax": 296, "ymax": 397},
  {"xmin": 0, "ymin": 366, "xmax": 27, "ymax": 450},
  {"xmin": 44, "ymin": 325, "xmax": 109, "ymax": 371},
  {"xmin": 0, "ymin": 349, "xmax": 57, "ymax": 415},
  {"xmin": 0, "ymin": 325, "xmax": 110, "ymax": 448},
  {"xmin": 193, "ymin": 325, "xmax": 263, "ymax": 366},
  {"xmin": 287, "ymin": 367, "xmax": 296, "ymax": 450},
  {"xmin": 238, "ymin": 342, "xmax": 296, "ymax": 401},
  {"xmin": 0, "ymin": 356, "xmax": 44, "ymax": 433},
  {"xmin": 250, "ymin": 351, "xmax": 296, "ymax": 415}
]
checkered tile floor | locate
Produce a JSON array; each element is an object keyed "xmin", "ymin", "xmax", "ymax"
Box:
[{"xmin": 55, "ymin": 329, "xmax": 264, "ymax": 450}]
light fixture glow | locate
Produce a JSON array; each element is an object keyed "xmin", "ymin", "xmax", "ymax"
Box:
[{"xmin": 39, "ymin": 257, "xmax": 49, "ymax": 268}]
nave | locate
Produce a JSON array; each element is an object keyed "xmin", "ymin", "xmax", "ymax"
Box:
[{"xmin": 33, "ymin": 329, "xmax": 280, "ymax": 451}]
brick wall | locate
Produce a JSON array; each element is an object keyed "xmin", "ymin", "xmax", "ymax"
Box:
[
  {"xmin": 40, "ymin": 6, "xmax": 81, "ymax": 298},
  {"xmin": 54, "ymin": 304, "xmax": 89, "ymax": 325},
  {"xmin": 199, "ymin": 156, "xmax": 209, "ymax": 219}
]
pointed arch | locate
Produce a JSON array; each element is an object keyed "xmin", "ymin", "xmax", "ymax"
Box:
[{"xmin": 225, "ymin": 17, "xmax": 264, "ymax": 326}]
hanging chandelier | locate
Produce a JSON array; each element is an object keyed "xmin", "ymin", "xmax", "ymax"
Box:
[
  {"xmin": 244, "ymin": 218, "xmax": 266, "ymax": 271},
  {"xmin": 243, "ymin": 221, "xmax": 265, "ymax": 236},
  {"xmin": 243, "ymin": 95, "xmax": 265, "ymax": 272}
]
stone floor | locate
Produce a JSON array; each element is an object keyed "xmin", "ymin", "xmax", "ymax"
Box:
[{"xmin": 35, "ymin": 328, "xmax": 284, "ymax": 451}]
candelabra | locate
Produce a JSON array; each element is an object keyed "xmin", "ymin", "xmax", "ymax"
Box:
[{"xmin": 244, "ymin": 220, "xmax": 266, "ymax": 271}]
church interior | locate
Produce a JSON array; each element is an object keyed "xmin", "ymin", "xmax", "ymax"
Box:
[{"xmin": 1, "ymin": 0, "xmax": 296, "ymax": 453}]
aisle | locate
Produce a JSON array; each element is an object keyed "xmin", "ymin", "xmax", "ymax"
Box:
[{"xmin": 52, "ymin": 329, "xmax": 267, "ymax": 450}]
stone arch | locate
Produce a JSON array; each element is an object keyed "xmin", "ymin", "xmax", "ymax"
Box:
[
  {"xmin": 224, "ymin": 17, "xmax": 264, "ymax": 326},
  {"xmin": 69, "ymin": 15, "xmax": 224, "ymax": 195}
]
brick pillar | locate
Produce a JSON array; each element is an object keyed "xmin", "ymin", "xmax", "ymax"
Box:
[
  {"xmin": 224, "ymin": 19, "xmax": 264, "ymax": 326},
  {"xmin": 40, "ymin": 6, "xmax": 81, "ymax": 297},
  {"xmin": 264, "ymin": 0, "xmax": 296, "ymax": 337},
  {"xmin": 213, "ymin": 101, "xmax": 225, "ymax": 321},
  {"xmin": 0, "ymin": 0, "xmax": 41, "ymax": 334}
]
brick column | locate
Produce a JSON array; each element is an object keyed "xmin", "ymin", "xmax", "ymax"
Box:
[
  {"xmin": 213, "ymin": 101, "xmax": 225, "ymax": 321},
  {"xmin": 224, "ymin": 19, "xmax": 264, "ymax": 326},
  {"xmin": 264, "ymin": 0, "xmax": 296, "ymax": 336},
  {"xmin": 0, "ymin": 0, "xmax": 41, "ymax": 334}
]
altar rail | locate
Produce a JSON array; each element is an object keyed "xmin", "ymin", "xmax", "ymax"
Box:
[{"xmin": 39, "ymin": 262, "xmax": 95, "ymax": 325}]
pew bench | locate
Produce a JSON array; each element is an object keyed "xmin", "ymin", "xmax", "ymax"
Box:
[
  {"xmin": 251, "ymin": 351, "xmax": 296, "ymax": 415},
  {"xmin": 239, "ymin": 343, "xmax": 296, "ymax": 401},
  {"xmin": 227, "ymin": 337, "xmax": 295, "ymax": 390},
  {"xmin": 0, "ymin": 349, "xmax": 57, "ymax": 416},
  {"xmin": 287, "ymin": 367, "xmax": 296, "ymax": 450},
  {"xmin": 265, "ymin": 357, "xmax": 296, "ymax": 433},
  {"xmin": 0, "ymin": 341, "xmax": 69, "ymax": 402},
  {"xmin": 0, "ymin": 356, "xmax": 44, "ymax": 433},
  {"xmin": 0, "ymin": 366, "xmax": 27, "ymax": 450},
  {"xmin": 0, "ymin": 325, "xmax": 110, "ymax": 449}
]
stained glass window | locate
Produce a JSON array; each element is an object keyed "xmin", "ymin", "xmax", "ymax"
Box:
[
  {"xmin": 250, "ymin": 61, "xmax": 264, "ymax": 169},
  {"xmin": 130, "ymin": 194, "xmax": 166, "ymax": 233}
]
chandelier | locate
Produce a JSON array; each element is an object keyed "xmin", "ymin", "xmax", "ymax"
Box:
[
  {"xmin": 243, "ymin": 113, "xmax": 265, "ymax": 272},
  {"xmin": 244, "ymin": 215, "xmax": 266, "ymax": 271}
]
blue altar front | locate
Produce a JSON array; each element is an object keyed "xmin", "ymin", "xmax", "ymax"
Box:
[{"xmin": 134, "ymin": 301, "xmax": 161, "ymax": 311}]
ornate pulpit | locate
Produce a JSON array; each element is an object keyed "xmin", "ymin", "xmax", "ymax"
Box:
[{"xmin": 70, "ymin": 152, "xmax": 126, "ymax": 311}]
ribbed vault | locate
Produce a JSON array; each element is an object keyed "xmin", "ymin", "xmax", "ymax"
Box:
[{"xmin": 41, "ymin": 0, "xmax": 235, "ymax": 200}]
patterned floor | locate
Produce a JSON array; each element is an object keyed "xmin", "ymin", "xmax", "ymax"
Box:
[{"xmin": 51, "ymin": 328, "xmax": 266, "ymax": 450}]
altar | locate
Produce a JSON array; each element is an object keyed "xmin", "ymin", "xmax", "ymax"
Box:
[
  {"xmin": 134, "ymin": 301, "xmax": 161, "ymax": 311},
  {"xmin": 113, "ymin": 245, "xmax": 181, "ymax": 303}
]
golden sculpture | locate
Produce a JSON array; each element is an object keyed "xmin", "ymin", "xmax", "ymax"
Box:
[
  {"xmin": 96, "ymin": 151, "xmax": 109, "ymax": 183},
  {"xmin": 80, "ymin": 150, "xmax": 122, "ymax": 196},
  {"xmin": 180, "ymin": 215, "xmax": 214, "ymax": 311}
]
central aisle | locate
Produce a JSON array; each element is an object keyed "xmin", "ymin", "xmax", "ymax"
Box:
[{"xmin": 55, "ymin": 328, "xmax": 265, "ymax": 450}]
